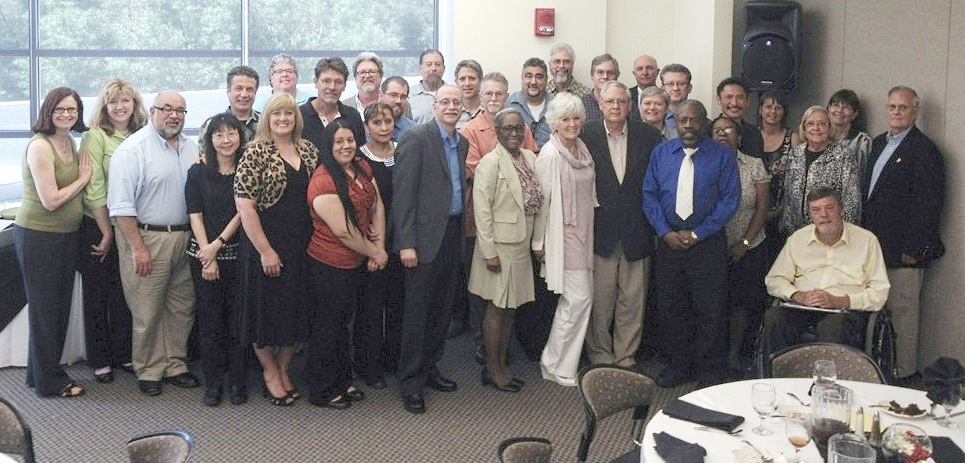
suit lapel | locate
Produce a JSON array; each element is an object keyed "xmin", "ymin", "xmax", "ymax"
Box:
[
  {"xmin": 870, "ymin": 127, "xmax": 917, "ymax": 201},
  {"xmin": 592, "ymin": 124, "xmax": 621, "ymax": 186},
  {"xmin": 624, "ymin": 124, "xmax": 640, "ymax": 185},
  {"xmin": 497, "ymin": 150, "xmax": 525, "ymax": 209}
]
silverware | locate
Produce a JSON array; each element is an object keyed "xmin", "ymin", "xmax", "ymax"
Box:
[
  {"xmin": 786, "ymin": 392, "xmax": 810, "ymax": 406},
  {"xmin": 742, "ymin": 439, "xmax": 775, "ymax": 463},
  {"xmin": 933, "ymin": 409, "xmax": 965, "ymax": 420},
  {"xmin": 694, "ymin": 426, "xmax": 742, "ymax": 435}
]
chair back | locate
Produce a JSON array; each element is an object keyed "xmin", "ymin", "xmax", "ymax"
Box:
[
  {"xmin": 0, "ymin": 397, "xmax": 35, "ymax": 463},
  {"xmin": 576, "ymin": 365, "xmax": 655, "ymax": 462},
  {"xmin": 127, "ymin": 430, "xmax": 195, "ymax": 463},
  {"xmin": 768, "ymin": 342, "xmax": 887, "ymax": 384},
  {"xmin": 498, "ymin": 436, "xmax": 552, "ymax": 463}
]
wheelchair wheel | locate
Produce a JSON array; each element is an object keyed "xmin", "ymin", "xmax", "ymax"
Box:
[{"xmin": 869, "ymin": 309, "xmax": 897, "ymax": 383}]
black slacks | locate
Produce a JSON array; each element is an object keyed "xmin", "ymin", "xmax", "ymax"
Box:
[
  {"xmin": 306, "ymin": 260, "xmax": 359, "ymax": 403},
  {"xmin": 78, "ymin": 215, "xmax": 131, "ymax": 370},
  {"xmin": 397, "ymin": 217, "xmax": 461, "ymax": 397},
  {"xmin": 356, "ymin": 256, "xmax": 404, "ymax": 380},
  {"xmin": 189, "ymin": 257, "xmax": 246, "ymax": 388},
  {"xmin": 15, "ymin": 226, "xmax": 78, "ymax": 396},
  {"xmin": 653, "ymin": 232, "xmax": 729, "ymax": 374}
]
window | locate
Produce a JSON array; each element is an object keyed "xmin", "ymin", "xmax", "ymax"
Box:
[{"xmin": 0, "ymin": 0, "xmax": 438, "ymax": 202}]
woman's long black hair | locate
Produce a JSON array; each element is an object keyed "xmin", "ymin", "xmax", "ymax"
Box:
[
  {"xmin": 319, "ymin": 119, "xmax": 371, "ymax": 234},
  {"xmin": 201, "ymin": 112, "xmax": 245, "ymax": 176}
]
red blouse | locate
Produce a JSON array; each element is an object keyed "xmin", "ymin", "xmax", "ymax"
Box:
[{"xmin": 306, "ymin": 159, "xmax": 377, "ymax": 269}]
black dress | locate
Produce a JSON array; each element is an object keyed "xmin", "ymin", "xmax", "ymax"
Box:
[{"xmin": 240, "ymin": 160, "xmax": 312, "ymax": 346}]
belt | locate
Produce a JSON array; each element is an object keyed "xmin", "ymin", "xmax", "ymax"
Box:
[{"xmin": 137, "ymin": 222, "xmax": 190, "ymax": 232}]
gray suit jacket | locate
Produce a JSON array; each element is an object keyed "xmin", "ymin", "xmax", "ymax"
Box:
[{"xmin": 392, "ymin": 119, "xmax": 469, "ymax": 263}]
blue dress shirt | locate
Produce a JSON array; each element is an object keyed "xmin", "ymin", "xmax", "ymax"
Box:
[{"xmin": 435, "ymin": 120, "xmax": 464, "ymax": 216}]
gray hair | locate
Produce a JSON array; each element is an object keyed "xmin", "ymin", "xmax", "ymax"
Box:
[
  {"xmin": 482, "ymin": 72, "xmax": 508, "ymax": 88},
  {"xmin": 659, "ymin": 63, "xmax": 692, "ymax": 84},
  {"xmin": 550, "ymin": 43, "xmax": 575, "ymax": 61},
  {"xmin": 494, "ymin": 107, "xmax": 523, "ymax": 128},
  {"xmin": 353, "ymin": 52, "xmax": 384, "ymax": 77},
  {"xmin": 545, "ymin": 93, "xmax": 586, "ymax": 130},
  {"xmin": 590, "ymin": 53, "xmax": 620, "ymax": 78},
  {"xmin": 888, "ymin": 85, "xmax": 920, "ymax": 107},
  {"xmin": 268, "ymin": 53, "xmax": 298, "ymax": 78},
  {"xmin": 640, "ymin": 85, "xmax": 670, "ymax": 105},
  {"xmin": 600, "ymin": 80, "xmax": 630, "ymax": 100}
]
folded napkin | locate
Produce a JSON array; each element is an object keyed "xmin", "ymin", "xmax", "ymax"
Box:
[
  {"xmin": 653, "ymin": 431, "xmax": 705, "ymax": 463},
  {"xmin": 663, "ymin": 398, "xmax": 745, "ymax": 431},
  {"xmin": 933, "ymin": 436, "xmax": 965, "ymax": 461},
  {"xmin": 922, "ymin": 357, "xmax": 965, "ymax": 404}
]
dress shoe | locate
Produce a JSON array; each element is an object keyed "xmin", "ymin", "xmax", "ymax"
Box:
[
  {"xmin": 427, "ymin": 374, "xmax": 458, "ymax": 392},
  {"xmin": 345, "ymin": 387, "xmax": 366, "ymax": 402},
  {"xmin": 481, "ymin": 370, "xmax": 522, "ymax": 393},
  {"xmin": 656, "ymin": 366, "xmax": 693, "ymax": 388},
  {"xmin": 402, "ymin": 394, "xmax": 425, "ymax": 414},
  {"xmin": 365, "ymin": 378, "xmax": 387, "ymax": 389},
  {"xmin": 94, "ymin": 371, "xmax": 114, "ymax": 384},
  {"xmin": 228, "ymin": 385, "xmax": 247, "ymax": 405},
  {"xmin": 163, "ymin": 372, "xmax": 200, "ymax": 388},
  {"xmin": 203, "ymin": 387, "xmax": 222, "ymax": 407},
  {"xmin": 139, "ymin": 380, "xmax": 162, "ymax": 396},
  {"xmin": 314, "ymin": 395, "xmax": 351, "ymax": 409}
]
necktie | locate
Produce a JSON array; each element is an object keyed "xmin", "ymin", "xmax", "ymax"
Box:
[{"xmin": 675, "ymin": 149, "xmax": 695, "ymax": 220}]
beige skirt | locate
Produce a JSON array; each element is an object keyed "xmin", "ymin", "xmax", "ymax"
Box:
[{"xmin": 467, "ymin": 215, "xmax": 536, "ymax": 309}]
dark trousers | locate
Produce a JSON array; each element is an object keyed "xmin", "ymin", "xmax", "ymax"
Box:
[
  {"xmin": 189, "ymin": 257, "xmax": 246, "ymax": 388},
  {"xmin": 356, "ymin": 256, "xmax": 404, "ymax": 380},
  {"xmin": 514, "ymin": 254, "xmax": 558, "ymax": 361},
  {"xmin": 397, "ymin": 217, "xmax": 461, "ymax": 397},
  {"xmin": 15, "ymin": 226, "xmax": 78, "ymax": 396},
  {"xmin": 653, "ymin": 232, "xmax": 728, "ymax": 374},
  {"xmin": 464, "ymin": 237, "xmax": 487, "ymax": 346},
  {"xmin": 78, "ymin": 216, "xmax": 131, "ymax": 370},
  {"xmin": 306, "ymin": 260, "xmax": 358, "ymax": 403},
  {"xmin": 762, "ymin": 306, "xmax": 866, "ymax": 353},
  {"xmin": 727, "ymin": 242, "xmax": 769, "ymax": 359}
]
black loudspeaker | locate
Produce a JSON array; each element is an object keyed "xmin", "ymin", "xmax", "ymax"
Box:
[{"xmin": 741, "ymin": 1, "xmax": 802, "ymax": 93}]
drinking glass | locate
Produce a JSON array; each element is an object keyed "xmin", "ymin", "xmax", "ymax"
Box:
[
  {"xmin": 785, "ymin": 416, "xmax": 811, "ymax": 463},
  {"xmin": 813, "ymin": 360, "xmax": 837, "ymax": 387},
  {"xmin": 937, "ymin": 383, "xmax": 962, "ymax": 429},
  {"xmin": 751, "ymin": 383, "xmax": 777, "ymax": 435},
  {"xmin": 827, "ymin": 433, "xmax": 875, "ymax": 463}
]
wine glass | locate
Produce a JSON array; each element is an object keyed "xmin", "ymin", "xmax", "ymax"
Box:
[
  {"xmin": 813, "ymin": 360, "xmax": 837, "ymax": 387},
  {"xmin": 937, "ymin": 383, "xmax": 962, "ymax": 429},
  {"xmin": 785, "ymin": 416, "xmax": 811, "ymax": 463},
  {"xmin": 751, "ymin": 383, "xmax": 777, "ymax": 435}
]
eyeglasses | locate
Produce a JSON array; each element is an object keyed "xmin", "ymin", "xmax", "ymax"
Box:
[
  {"xmin": 712, "ymin": 127, "xmax": 737, "ymax": 135},
  {"xmin": 435, "ymin": 98, "xmax": 461, "ymax": 107},
  {"xmin": 271, "ymin": 68, "xmax": 296, "ymax": 76},
  {"xmin": 602, "ymin": 98, "xmax": 629, "ymax": 107},
  {"xmin": 52, "ymin": 107, "xmax": 78, "ymax": 115},
  {"xmin": 356, "ymin": 70, "xmax": 380, "ymax": 77},
  {"xmin": 663, "ymin": 81, "xmax": 689, "ymax": 88},
  {"xmin": 887, "ymin": 104, "xmax": 914, "ymax": 113},
  {"xmin": 497, "ymin": 124, "xmax": 526, "ymax": 135},
  {"xmin": 593, "ymin": 69, "xmax": 617, "ymax": 77},
  {"xmin": 384, "ymin": 92, "xmax": 408, "ymax": 101},
  {"xmin": 153, "ymin": 106, "xmax": 187, "ymax": 116},
  {"xmin": 213, "ymin": 132, "xmax": 240, "ymax": 142}
]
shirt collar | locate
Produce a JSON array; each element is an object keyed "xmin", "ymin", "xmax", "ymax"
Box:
[
  {"xmin": 605, "ymin": 121, "xmax": 628, "ymax": 137},
  {"xmin": 226, "ymin": 106, "xmax": 259, "ymax": 124},
  {"xmin": 149, "ymin": 126, "xmax": 186, "ymax": 150},
  {"xmin": 806, "ymin": 222, "xmax": 850, "ymax": 246},
  {"xmin": 887, "ymin": 125, "xmax": 913, "ymax": 144},
  {"xmin": 435, "ymin": 119, "xmax": 459, "ymax": 143}
]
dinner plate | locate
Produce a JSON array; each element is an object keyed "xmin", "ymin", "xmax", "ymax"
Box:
[
  {"xmin": 876, "ymin": 400, "xmax": 928, "ymax": 419},
  {"xmin": 777, "ymin": 403, "xmax": 810, "ymax": 420},
  {"xmin": 733, "ymin": 445, "xmax": 788, "ymax": 463}
]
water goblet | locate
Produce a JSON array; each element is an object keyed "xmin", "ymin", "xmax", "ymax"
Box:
[
  {"xmin": 937, "ymin": 383, "xmax": 962, "ymax": 429},
  {"xmin": 785, "ymin": 415, "xmax": 811, "ymax": 463},
  {"xmin": 813, "ymin": 360, "xmax": 837, "ymax": 387},
  {"xmin": 751, "ymin": 383, "xmax": 777, "ymax": 436}
]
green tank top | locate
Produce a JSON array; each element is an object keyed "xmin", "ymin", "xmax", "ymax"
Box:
[{"xmin": 15, "ymin": 134, "xmax": 84, "ymax": 233}]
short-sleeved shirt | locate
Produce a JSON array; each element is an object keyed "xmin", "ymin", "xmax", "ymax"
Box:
[
  {"xmin": 185, "ymin": 163, "xmax": 238, "ymax": 245},
  {"xmin": 725, "ymin": 150, "xmax": 771, "ymax": 249},
  {"xmin": 306, "ymin": 160, "xmax": 377, "ymax": 269},
  {"xmin": 80, "ymin": 126, "xmax": 128, "ymax": 214}
]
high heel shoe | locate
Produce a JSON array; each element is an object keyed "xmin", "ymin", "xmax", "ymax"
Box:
[
  {"xmin": 263, "ymin": 382, "xmax": 294, "ymax": 406},
  {"xmin": 481, "ymin": 370, "xmax": 522, "ymax": 393}
]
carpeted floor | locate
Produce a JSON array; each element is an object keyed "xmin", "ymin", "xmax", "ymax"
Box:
[{"xmin": 0, "ymin": 334, "xmax": 695, "ymax": 462}]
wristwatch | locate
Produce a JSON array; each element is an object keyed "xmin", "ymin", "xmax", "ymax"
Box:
[{"xmin": 741, "ymin": 238, "xmax": 751, "ymax": 247}]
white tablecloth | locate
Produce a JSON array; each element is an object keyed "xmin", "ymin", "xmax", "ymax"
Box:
[
  {"xmin": 0, "ymin": 272, "xmax": 87, "ymax": 368},
  {"xmin": 641, "ymin": 378, "xmax": 965, "ymax": 462}
]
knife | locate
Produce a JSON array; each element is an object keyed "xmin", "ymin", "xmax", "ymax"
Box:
[{"xmin": 933, "ymin": 410, "xmax": 965, "ymax": 420}]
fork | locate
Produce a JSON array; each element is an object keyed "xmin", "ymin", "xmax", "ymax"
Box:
[
  {"xmin": 786, "ymin": 392, "xmax": 810, "ymax": 406},
  {"xmin": 694, "ymin": 426, "xmax": 742, "ymax": 435},
  {"xmin": 742, "ymin": 439, "xmax": 775, "ymax": 463}
]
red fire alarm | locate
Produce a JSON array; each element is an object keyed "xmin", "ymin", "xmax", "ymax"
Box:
[{"xmin": 535, "ymin": 8, "xmax": 555, "ymax": 36}]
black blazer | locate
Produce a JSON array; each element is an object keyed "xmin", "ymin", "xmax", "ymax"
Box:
[
  {"xmin": 299, "ymin": 99, "xmax": 366, "ymax": 152},
  {"xmin": 580, "ymin": 119, "xmax": 662, "ymax": 261},
  {"xmin": 862, "ymin": 125, "xmax": 945, "ymax": 268},
  {"xmin": 628, "ymin": 86, "xmax": 642, "ymax": 121},
  {"xmin": 392, "ymin": 119, "xmax": 469, "ymax": 263}
]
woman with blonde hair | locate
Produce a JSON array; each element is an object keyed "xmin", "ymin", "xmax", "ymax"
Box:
[
  {"xmin": 235, "ymin": 93, "xmax": 319, "ymax": 406},
  {"xmin": 79, "ymin": 79, "xmax": 148, "ymax": 383}
]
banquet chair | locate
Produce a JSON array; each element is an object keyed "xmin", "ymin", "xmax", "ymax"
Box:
[
  {"xmin": 0, "ymin": 397, "xmax": 35, "ymax": 463},
  {"xmin": 498, "ymin": 436, "xmax": 553, "ymax": 463},
  {"xmin": 577, "ymin": 364, "xmax": 655, "ymax": 463},
  {"xmin": 767, "ymin": 342, "xmax": 887, "ymax": 384},
  {"xmin": 127, "ymin": 430, "xmax": 195, "ymax": 463}
]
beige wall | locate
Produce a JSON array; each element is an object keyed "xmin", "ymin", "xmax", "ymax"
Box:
[
  {"xmin": 733, "ymin": 0, "xmax": 964, "ymax": 367},
  {"xmin": 451, "ymin": 0, "xmax": 732, "ymax": 110}
]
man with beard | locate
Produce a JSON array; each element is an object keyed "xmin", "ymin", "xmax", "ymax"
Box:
[
  {"xmin": 546, "ymin": 43, "xmax": 591, "ymax": 98},
  {"xmin": 643, "ymin": 99, "xmax": 739, "ymax": 387},
  {"xmin": 379, "ymin": 76, "xmax": 417, "ymax": 142},
  {"xmin": 454, "ymin": 59, "xmax": 484, "ymax": 130},
  {"xmin": 342, "ymin": 52, "xmax": 384, "ymax": 119},
  {"xmin": 409, "ymin": 49, "xmax": 447, "ymax": 124},
  {"xmin": 252, "ymin": 53, "xmax": 313, "ymax": 113},
  {"xmin": 198, "ymin": 65, "xmax": 260, "ymax": 154},
  {"xmin": 507, "ymin": 57, "xmax": 554, "ymax": 150},
  {"xmin": 300, "ymin": 57, "xmax": 366, "ymax": 150},
  {"xmin": 108, "ymin": 91, "xmax": 200, "ymax": 396},
  {"xmin": 629, "ymin": 55, "xmax": 659, "ymax": 121}
]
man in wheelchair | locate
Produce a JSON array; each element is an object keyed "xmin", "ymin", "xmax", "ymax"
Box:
[{"xmin": 762, "ymin": 187, "xmax": 891, "ymax": 352}]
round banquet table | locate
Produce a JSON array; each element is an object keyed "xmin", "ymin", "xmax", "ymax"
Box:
[{"xmin": 641, "ymin": 378, "xmax": 965, "ymax": 462}]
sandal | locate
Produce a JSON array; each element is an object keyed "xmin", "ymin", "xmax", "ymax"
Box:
[{"xmin": 58, "ymin": 382, "xmax": 85, "ymax": 398}]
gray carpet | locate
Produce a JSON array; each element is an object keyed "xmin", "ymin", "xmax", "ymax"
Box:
[{"xmin": 0, "ymin": 336, "xmax": 694, "ymax": 462}]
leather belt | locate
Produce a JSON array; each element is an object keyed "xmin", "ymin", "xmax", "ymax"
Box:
[{"xmin": 137, "ymin": 222, "xmax": 190, "ymax": 232}]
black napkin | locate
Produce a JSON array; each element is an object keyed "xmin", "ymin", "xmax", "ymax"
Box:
[
  {"xmin": 653, "ymin": 431, "xmax": 705, "ymax": 463},
  {"xmin": 922, "ymin": 357, "xmax": 965, "ymax": 404},
  {"xmin": 933, "ymin": 436, "xmax": 965, "ymax": 462},
  {"xmin": 663, "ymin": 398, "xmax": 745, "ymax": 432}
]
